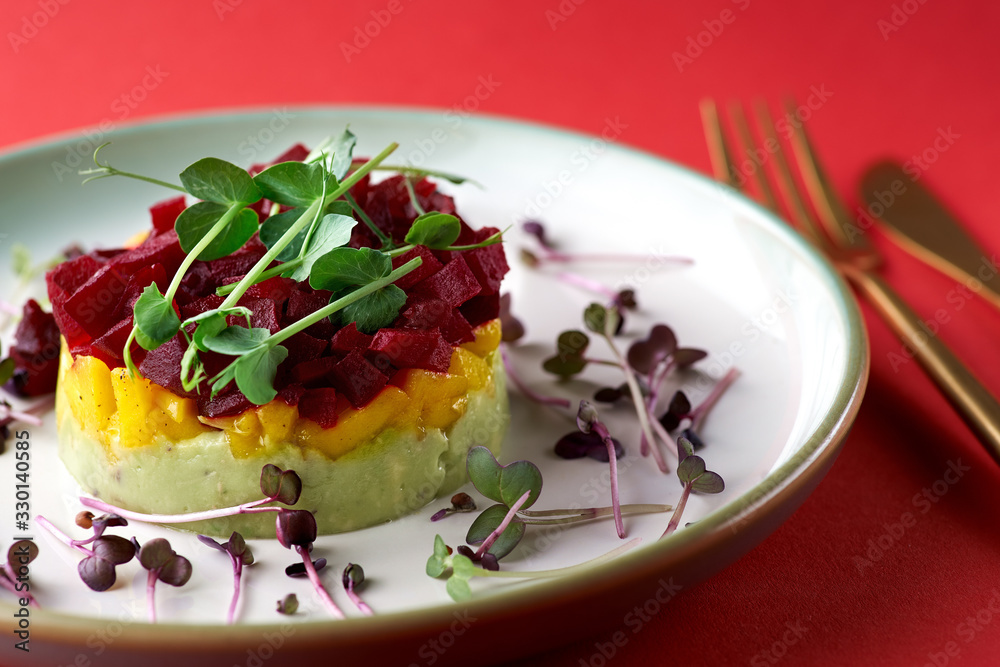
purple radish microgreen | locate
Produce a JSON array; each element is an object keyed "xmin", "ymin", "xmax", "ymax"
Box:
[
  {"xmin": 1, "ymin": 540, "xmax": 39, "ymax": 606},
  {"xmin": 198, "ymin": 532, "xmax": 254, "ymax": 624},
  {"xmin": 500, "ymin": 345, "xmax": 570, "ymax": 409},
  {"xmin": 427, "ymin": 534, "xmax": 643, "ymax": 602},
  {"xmin": 661, "ymin": 437, "xmax": 725, "ymax": 539},
  {"xmin": 342, "ymin": 563, "xmax": 373, "ymax": 616},
  {"xmin": 275, "ymin": 509, "xmax": 344, "ymax": 619},
  {"xmin": 79, "ymin": 464, "xmax": 302, "ymax": 523},
  {"xmin": 430, "ymin": 492, "xmax": 477, "ymax": 522},
  {"xmin": 498, "ymin": 293, "xmax": 525, "ymax": 344},
  {"xmin": 285, "ymin": 557, "xmax": 327, "ymax": 578},
  {"xmin": 136, "ymin": 538, "xmax": 193, "ymax": 622},
  {"xmin": 36, "ymin": 514, "xmax": 136, "ymax": 592},
  {"xmin": 576, "ymin": 401, "xmax": 625, "ymax": 538},
  {"xmin": 276, "ymin": 593, "xmax": 299, "ymax": 615}
]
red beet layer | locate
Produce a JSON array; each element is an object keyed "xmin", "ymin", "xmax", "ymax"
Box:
[{"xmin": 45, "ymin": 145, "xmax": 508, "ymax": 422}]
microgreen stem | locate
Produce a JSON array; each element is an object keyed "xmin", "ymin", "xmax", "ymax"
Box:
[
  {"xmin": 517, "ymin": 503, "xmax": 672, "ymax": 525},
  {"xmin": 475, "ymin": 490, "xmax": 530, "ymax": 559},
  {"xmin": 601, "ymin": 330, "xmax": 667, "ymax": 472},
  {"xmin": 473, "ymin": 538, "xmax": 641, "ymax": 580},
  {"xmin": 78, "ymin": 496, "xmax": 281, "ymax": 524},
  {"xmin": 215, "ymin": 258, "xmax": 305, "ymax": 296},
  {"xmin": 147, "ymin": 570, "xmax": 159, "ymax": 623},
  {"xmin": 167, "ymin": 204, "xmax": 244, "ymax": 304},
  {"xmin": 500, "ymin": 345, "xmax": 571, "ymax": 409},
  {"xmin": 36, "ymin": 515, "xmax": 93, "ymax": 557},
  {"xmin": 227, "ymin": 558, "xmax": 243, "ymax": 625},
  {"xmin": 689, "ymin": 367, "xmax": 741, "ymax": 433},
  {"xmin": 352, "ymin": 161, "xmax": 482, "ymax": 188},
  {"xmin": 219, "ymin": 143, "xmax": 398, "ymax": 311},
  {"xmin": 81, "ymin": 144, "xmax": 187, "ymax": 193},
  {"xmin": 266, "ymin": 257, "xmax": 422, "ymax": 347},
  {"xmin": 662, "ymin": 483, "xmax": 692, "ymax": 538},
  {"xmin": 556, "ymin": 271, "xmax": 619, "ymax": 301},
  {"xmin": 403, "ymin": 176, "xmax": 427, "ymax": 216},
  {"xmin": 535, "ymin": 248, "xmax": 693, "ymax": 265},
  {"xmin": 344, "ymin": 190, "xmax": 392, "ymax": 248},
  {"xmin": 294, "ymin": 545, "xmax": 344, "ymax": 619},
  {"xmin": 345, "ymin": 587, "xmax": 373, "ymax": 616},
  {"xmin": 590, "ymin": 421, "xmax": 625, "ymax": 539},
  {"xmin": 123, "ymin": 327, "xmax": 139, "ymax": 378}
]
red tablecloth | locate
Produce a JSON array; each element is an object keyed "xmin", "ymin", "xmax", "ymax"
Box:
[{"xmin": 2, "ymin": 1, "xmax": 999, "ymax": 665}]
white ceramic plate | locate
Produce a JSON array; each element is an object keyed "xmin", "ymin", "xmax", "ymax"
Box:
[{"xmin": 0, "ymin": 108, "xmax": 866, "ymax": 666}]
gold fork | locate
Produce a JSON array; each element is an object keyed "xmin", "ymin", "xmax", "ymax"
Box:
[{"xmin": 701, "ymin": 98, "xmax": 1000, "ymax": 465}]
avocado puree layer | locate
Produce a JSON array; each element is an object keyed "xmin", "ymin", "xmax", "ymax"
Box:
[{"xmin": 56, "ymin": 352, "xmax": 508, "ymax": 538}]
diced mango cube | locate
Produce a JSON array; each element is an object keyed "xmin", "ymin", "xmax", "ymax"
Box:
[
  {"xmin": 151, "ymin": 388, "xmax": 209, "ymax": 441},
  {"xmin": 297, "ymin": 387, "xmax": 410, "ymax": 459},
  {"xmin": 448, "ymin": 347, "xmax": 492, "ymax": 392},
  {"xmin": 110, "ymin": 368, "xmax": 155, "ymax": 448},
  {"xmin": 67, "ymin": 354, "xmax": 116, "ymax": 439},
  {"xmin": 461, "ymin": 319, "xmax": 501, "ymax": 357},
  {"xmin": 399, "ymin": 368, "xmax": 469, "ymax": 430},
  {"xmin": 257, "ymin": 400, "xmax": 298, "ymax": 446}
]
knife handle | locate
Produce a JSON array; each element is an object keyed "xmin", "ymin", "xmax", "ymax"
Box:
[{"xmin": 844, "ymin": 265, "xmax": 1000, "ymax": 463}]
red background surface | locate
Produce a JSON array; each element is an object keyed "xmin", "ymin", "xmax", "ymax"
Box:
[{"xmin": 2, "ymin": 1, "xmax": 1000, "ymax": 665}]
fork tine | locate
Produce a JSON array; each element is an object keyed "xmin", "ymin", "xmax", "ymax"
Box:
[
  {"xmin": 727, "ymin": 101, "xmax": 781, "ymax": 214},
  {"xmin": 782, "ymin": 99, "xmax": 873, "ymax": 253},
  {"xmin": 699, "ymin": 99, "xmax": 737, "ymax": 186},
  {"xmin": 750, "ymin": 102, "xmax": 827, "ymax": 246}
]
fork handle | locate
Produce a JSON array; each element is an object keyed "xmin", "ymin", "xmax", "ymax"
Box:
[{"xmin": 844, "ymin": 266, "xmax": 1000, "ymax": 463}]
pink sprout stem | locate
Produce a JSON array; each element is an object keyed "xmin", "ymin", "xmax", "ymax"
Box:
[
  {"xmin": 0, "ymin": 565, "xmax": 39, "ymax": 607},
  {"xmin": 78, "ymin": 496, "xmax": 281, "ymax": 524},
  {"xmin": 662, "ymin": 483, "xmax": 692, "ymax": 538},
  {"xmin": 294, "ymin": 545, "xmax": 344, "ymax": 619},
  {"xmin": 604, "ymin": 334, "xmax": 665, "ymax": 473},
  {"xmin": 500, "ymin": 344, "xmax": 571, "ymax": 409},
  {"xmin": 227, "ymin": 560, "xmax": 243, "ymax": 625},
  {"xmin": 36, "ymin": 516, "xmax": 93, "ymax": 557},
  {"xmin": 540, "ymin": 249, "xmax": 693, "ymax": 265},
  {"xmin": 346, "ymin": 588, "xmax": 374, "ymax": 616},
  {"xmin": 475, "ymin": 490, "xmax": 531, "ymax": 559},
  {"xmin": 0, "ymin": 396, "xmax": 52, "ymax": 426},
  {"xmin": 147, "ymin": 570, "xmax": 158, "ymax": 623},
  {"xmin": 689, "ymin": 367, "xmax": 741, "ymax": 433},
  {"xmin": 591, "ymin": 422, "xmax": 625, "ymax": 539},
  {"xmin": 555, "ymin": 271, "xmax": 619, "ymax": 301}
]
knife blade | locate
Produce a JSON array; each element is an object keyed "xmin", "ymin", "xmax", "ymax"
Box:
[{"xmin": 858, "ymin": 161, "xmax": 1000, "ymax": 311}]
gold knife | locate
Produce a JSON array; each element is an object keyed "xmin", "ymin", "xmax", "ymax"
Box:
[{"xmin": 859, "ymin": 161, "xmax": 1000, "ymax": 311}]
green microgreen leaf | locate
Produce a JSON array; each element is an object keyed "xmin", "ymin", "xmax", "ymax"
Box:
[
  {"xmin": 466, "ymin": 446, "xmax": 542, "ymax": 510},
  {"xmin": 281, "ymin": 213, "xmax": 357, "ymax": 282},
  {"xmin": 542, "ymin": 330, "xmax": 590, "ymax": 378},
  {"xmin": 451, "ymin": 554, "xmax": 477, "ymax": 579},
  {"xmin": 466, "ymin": 504, "xmax": 526, "ymax": 560},
  {"xmin": 445, "ymin": 574, "xmax": 473, "ymax": 601},
  {"xmin": 180, "ymin": 157, "xmax": 261, "ymax": 206},
  {"xmin": 335, "ymin": 284, "xmax": 406, "ymax": 334},
  {"xmin": 426, "ymin": 535, "xmax": 450, "ymax": 577},
  {"xmin": 691, "ymin": 471, "xmax": 725, "ymax": 494},
  {"xmin": 200, "ymin": 325, "xmax": 271, "ymax": 356},
  {"xmin": 260, "ymin": 464, "xmax": 303, "ymax": 506},
  {"xmin": 0, "ymin": 358, "xmax": 15, "ymax": 386},
  {"xmin": 234, "ymin": 345, "xmax": 289, "ymax": 405},
  {"xmin": 327, "ymin": 127, "xmax": 356, "ymax": 181},
  {"xmin": 175, "ymin": 202, "xmax": 259, "ymax": 261},
  {"xmin": 133, "ymin": 284, "xmax": 180, "ymax": 350},
  {"xmin": 309, "ymin": 246, "xmax": 392, "ymax": 293},
  {"xmin": 584, "ymin": 303, "xmax": 620, "ymax": 336},
  {"xmin": 253, "ymin": 161, "xmax": 331, "ymax": 208},
  {"xmin": 677, "ymin": 455, "xmax": 706, "ymax": 484},
  {"xmin": 404, "ymin": 212, "xmax": 462, "ymax": 249},
  {"xmin": 259, "ymin": 201, "xmax": 353, "ymax": 262},
  {"xmin": 466, "ymin": 446, "xmax": 504, "ymax": 503}
]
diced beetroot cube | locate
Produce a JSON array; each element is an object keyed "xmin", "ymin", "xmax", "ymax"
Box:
[
  {"xmin": 180, "ymin": 294, "xmax": 224, "ymax": 321},
  {"xmin": 109, "ymin": 230, "xmax": 185, "ymax": 277},
  {"xmin": 7, "ymin": 300, "xmax": 61, "ymax": 396},
  {"xmin": 86, "ymin": 317, "xmax": 134, "ymax": 368},
  {"xmin": 413, "ymin": 255, "xmax": 481, "ymax": 308},
  {"xmin": 138, "ymin": 335, "xmax": 193, "ymax": 397},
  {"xmin": 290, "ymin": 356, "xmax": 339, "ymax": 385},
  {"xmin": 46, "ymin": 254, "xmax": 103, "ymax": 301},
  {"xmin": 278, "ymin": 383, "xmax": 305, "ymax": 406},
  {"xmin": 462, "ymin": 227, "xmax": 508, "ymax": 296},
  {"xmin": 330, "ymin": 322, "xmax": 374, "ymax": 354},
  {"xmin": 230, "ymin": 298, "xmax": 280, "ymax": 334},
  {"xmin": 285, "ymin": 288, "xmax": 330, "ymax": 323},
  {"xmin": 193, "ymin": 235, "xmax": 268, "ymax": 286},
  {"xmin": 400, "ymin": 296, "xmax": 451, "ymax": 331},
  {"xmin": 149, "ymin": 196, "xmax": 187, "ymax": 235},
  {"xmin": 460, "ymin": 293, "xmax": 501, "ymax": 328},
  {"xmin": 61, "ymin": 264, "xmax": 132, "ymax": 338},
  {"xmin": 283, "ymin": 332, "xmax": 327, "ymax": 366},
  {"xmin": 198, "ymin": 388, "xmax": 253, "ymax": 419},
  {"xmin": 441, "ymin": 308, "xmax": 475, "ymax": 345},
  {"xmin": 369, "ymin": 328, "xmax": 452, "ymax": 373},
  {"xmin": 391, "ymin": 246, "xmax": 443, "ymax": 290},
  {"xmin": 330, "ymin": 349, "xmax": 388, "ymax": 407},
  {"xmin": 110, "ymin": 263, "xmax": 167, "ymax": 322},
  {"xmin": 298, "ymin": 387, "xmax": 339, "ymax": 428},
  {"xmin": 244, "ymin": 277, "xmax": 295, "ymax": 309}
]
